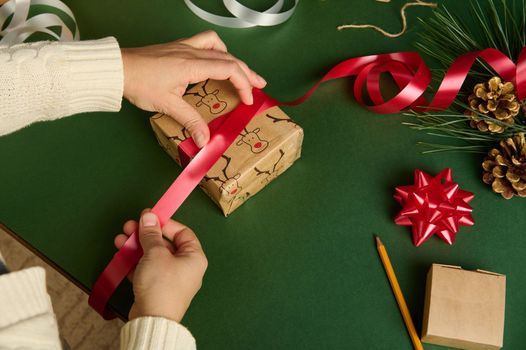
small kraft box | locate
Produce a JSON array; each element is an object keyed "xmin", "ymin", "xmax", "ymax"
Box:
[
  {"xmin": 421, "ymin": 264, "xmax": 506, "ymax": 350},
  {"xmin": 150, "ymin": 79, "xmax": 304, "ymax": 216}
]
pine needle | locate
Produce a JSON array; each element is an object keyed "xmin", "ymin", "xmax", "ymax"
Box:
[{"xmin": 408, "ymin": 0, "xmax": 526, "ymax": 153}]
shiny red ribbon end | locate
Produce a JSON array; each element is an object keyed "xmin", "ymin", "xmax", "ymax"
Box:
[{"xmin": 394, "ymin": 168, "xmax": 474, "ymax": 246}]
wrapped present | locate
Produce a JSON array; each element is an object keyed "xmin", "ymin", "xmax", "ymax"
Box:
[
  {"xmin": 150, "ymin": 79, "xmax": 304, "ymax": 216},
  {"xmin": 422, "ymin": 264, "xmax": 506, "ymax": 350}
]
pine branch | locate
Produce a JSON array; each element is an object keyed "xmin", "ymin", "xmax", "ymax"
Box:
[{"xmin": 408, "ymin": 0, "xmax": 526, "ymax": 153}]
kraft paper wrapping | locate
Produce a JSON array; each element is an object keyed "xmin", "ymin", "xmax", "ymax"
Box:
[
  {"xmin": 151, "ymin": 79, "xmax": 303, "ymax": 216},
  {"xmin": 421, "ymin": 264, "xmax": 506, "ymax": 350}
]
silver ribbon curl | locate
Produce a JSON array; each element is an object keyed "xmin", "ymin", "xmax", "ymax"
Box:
[
  {"xmin": 0, "ymin": 0, "xmax": 79, "ymax": 45},
  {"xmin": 183, "ymin": 0, "xmax": 299, "ymax": 28}
]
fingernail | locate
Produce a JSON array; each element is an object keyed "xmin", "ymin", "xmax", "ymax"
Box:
[
  {"xmin": 142, "ymin": 212, "xmax": 158, "ymax": 227},
  {"xmin": 256, "ymin": 74, "xmax": 267, "ymax": 87},
  {"xmin": 246, "ymin": 93, "xmax": 254, "ymax": 105},
  {"xmin": 194, "ymin": 132, "xmax": 206, "ymax": 148}
]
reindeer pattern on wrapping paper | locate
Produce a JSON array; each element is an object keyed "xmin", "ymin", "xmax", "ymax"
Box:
[
  {"xmin": 236, "ymin": 127, "xmax": 269, "ymax": 153},
  {"xmin": 150, "ymin": 113, "xmax": 192, "ymax": 144},
  {"xmin": 265, "ymin": 113, "xmax": 298, "ymax": 126},
  {"xmin": 184, "ymin": 79, "xmax": 227, "ymax": 114},
  {"xmin": 234, "ymin": 112, "xmax": 298, "ymax": 154},
  {"xmin": 254, "ymin": 149, "xmax": 285, "ymax": 185},
  {"xmin": 150, "ymin": 114, "xmax": 191, "ymax": 159},
  {"xmin": 204, "ymin": 155, "xmax": 242, "ymax": 200},
  {"xmin": 166, "ymin": 126, "xmax": 191, "ymax": 143}
]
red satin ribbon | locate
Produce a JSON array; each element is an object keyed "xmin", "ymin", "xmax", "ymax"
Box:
[{"xmin": 89, "ymin": 47, "xmax": 526, "ymax": 319}]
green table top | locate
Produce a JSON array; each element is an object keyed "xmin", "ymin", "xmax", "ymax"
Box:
[{"xmin": 1, "ymin": 1, "xmax": 524, "ymax": 349}]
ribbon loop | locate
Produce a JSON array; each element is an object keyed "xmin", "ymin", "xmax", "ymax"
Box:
[
  {"xmin": 183, "ymin": 0, "xmax": 298, "ymax": 28},
  {"xmin": 0, "ymin": 0, "xmax": 79, "ymax": 45}
]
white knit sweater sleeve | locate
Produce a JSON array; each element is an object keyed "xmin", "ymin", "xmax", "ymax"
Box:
[
  {"xmin": 0, "ymin": 265, "xmax": 197, "ymax": 349},
  {"xmin": 121, "ymin": 317, "xmax": 197, "ymax": 350},
  {"xmin": 0, "ymin": 37, "xmax": 123, "ymax": 136},
  {"xmin": 0, "ymin": 267, "xmax": 62, "ymax": 349}
]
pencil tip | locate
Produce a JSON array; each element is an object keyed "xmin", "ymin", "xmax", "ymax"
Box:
[{"xmin": 374, "ymin": 235, "xmax": 383, "ymax": 246}]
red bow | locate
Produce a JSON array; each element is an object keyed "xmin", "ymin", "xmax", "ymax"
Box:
[{"xmin": 394, "ymin": 169, "xmax": 474, "ymax": 246}]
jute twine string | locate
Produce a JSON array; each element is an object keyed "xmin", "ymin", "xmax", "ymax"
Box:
[{"xmin": 337, "ymin": 0, "xmax": 437, "ymax": 38}]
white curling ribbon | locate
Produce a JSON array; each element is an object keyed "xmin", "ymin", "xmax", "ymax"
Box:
[
  {"xmin": 183, "ymin": 0, "xmax": 299, "ymax": 28},
  {"xmin": 0, "ymin": 0, "xmax": 79, "ymax": 45}
]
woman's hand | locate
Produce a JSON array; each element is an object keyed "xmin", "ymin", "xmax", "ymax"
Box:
[
  {"xmin": 114, "ymin": 210, "xmax": 208, "ymax": 322},
  {"xmin": 121, "ymin": 30, "xmax": 266, "ymax": 148}
]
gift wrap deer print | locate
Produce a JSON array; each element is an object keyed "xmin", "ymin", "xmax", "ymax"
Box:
[{"xmin": 150, "ymin": 79, "xmax": 304, "ymax": 216}]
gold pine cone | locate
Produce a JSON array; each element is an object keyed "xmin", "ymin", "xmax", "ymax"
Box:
[
  {"xmin": 465, "ymin": 76, "xmax": 521, "ymax": 133},
  {"xmin": 482, "ymin": 133, "xmax": 526, "ymax": 199}
]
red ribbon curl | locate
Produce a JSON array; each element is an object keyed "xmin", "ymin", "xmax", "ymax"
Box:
[{"xmin": 89, "ymin": 47, "xmax": 526, "ymax": 319}]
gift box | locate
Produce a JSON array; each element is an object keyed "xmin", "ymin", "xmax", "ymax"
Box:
[
  {"xmin": 421, "ymin": 264, "xmax": 506, "ymax": 350},
  {"xmin": 150, "ymin": 79, "xmax": 304, "ymax": 216}
]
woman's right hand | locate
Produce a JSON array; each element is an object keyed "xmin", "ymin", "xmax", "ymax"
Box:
[
  {"xmin": 121, "ymin": 30, "xmax": 267, "ymax": 148},
  {"xmin": 114, "ymin": 210, "xmax": 208, "ymax": 322}
]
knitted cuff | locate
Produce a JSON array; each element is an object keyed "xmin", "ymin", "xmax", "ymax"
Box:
[
  {"xmin": 0, "ymin": 267, "xmax": 53, "ymax": 328},
  {"xmin": 59, "ymin": 37, "xmax": 123, "ymax": 116},
  {"xmin": 120, "ymin": 317, "xmax": 196, "ymax": 350}
]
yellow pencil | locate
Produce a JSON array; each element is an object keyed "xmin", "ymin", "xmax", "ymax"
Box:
[{"xmin": 375, "ymin": 235, "xmax": 423, "ymax": 350}]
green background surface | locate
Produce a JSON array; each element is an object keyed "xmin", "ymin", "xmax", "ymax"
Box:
[{"xmin": 0, "ymin": 0, "xmax": 523, "ymax": 349}]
